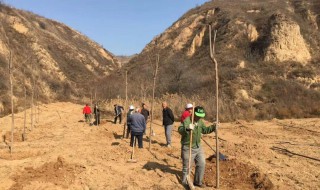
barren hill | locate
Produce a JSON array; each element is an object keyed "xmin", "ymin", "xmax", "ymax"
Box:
[
  {"xmin": 0, "ymin": 4, "xmax": 120, "ymax": 114},
  {"xmin": 0, "ymin": 102, "xmax": 319, "ymax": 189},
  {"xmin": 103, "ymin": 0, "xmax": 320, "ymax": 121}
]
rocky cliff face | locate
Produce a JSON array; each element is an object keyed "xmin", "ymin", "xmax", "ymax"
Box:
[
  {"xmin": 112, "ymin": 0, "xmax": 320, "ymax": 121},
  {"xmin": 264, "ymin": 13, "xmax": 311, "ymax": 63},
  {"xmin": 0, "ymin": 4, "xmax": 119, "ymax": 113}
]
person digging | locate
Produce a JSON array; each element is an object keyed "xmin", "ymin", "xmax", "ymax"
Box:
[{"xmin": 178, "ymin": 106, "xmax": 217, "ymax": 188}]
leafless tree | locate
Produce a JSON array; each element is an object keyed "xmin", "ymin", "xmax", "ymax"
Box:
[
  {"xmin": 148, "ymin": 54, "xmax": 159, "ymax": 151},
  {"xmin": 122, "ymin": 70, "xmax": 128, "ymax": 138},
  {"xmin": 8, "ymin": 43, "xmax": 14, "ymax": 153},
  {"xmin": 22, "ymin": 70, "xmax": 27, "ymax": 141},
  {"xmin": 1, "ymin": 16, "xmax": 15, "ymax": 153},
  {"xmin": 30, "ymin": 59, "xmax": 35, "ymax": 131},
  {"xmin": 209, "ymin": 24, "xmax": 220, "ymax": 189}
]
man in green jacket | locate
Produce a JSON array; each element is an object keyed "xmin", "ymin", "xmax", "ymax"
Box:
[{"xmin": 178, "ymin": 106, "xmax": 216, "ymax": 188}]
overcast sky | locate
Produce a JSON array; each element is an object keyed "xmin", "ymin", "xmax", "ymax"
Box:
[{"xmin": 5, "ymin": 0, "xmax": 209, "ymax": 55}]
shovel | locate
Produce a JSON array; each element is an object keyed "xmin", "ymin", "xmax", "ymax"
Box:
[
  {"xmin": 186, "ymin": 103, "xmax": 195, "ymax": 189},
  {"xmin": 127, "ymin": 136, "xmax": 137, "ymax": 163}
]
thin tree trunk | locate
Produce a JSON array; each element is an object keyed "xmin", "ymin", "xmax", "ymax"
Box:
[
  {"xmin": 35, "ymin": 61, "xmax": 39, "ymax": 124},
  {"xmin": 3, "ymin": 17, "xmax": 16, "ymax": 153},
  {"xmin": 90, "ymin": 90, "xmax": 93, "ymax": 109},
  {"xmin": 37, "ymin": 59, "xmax": 40, "ymax": 123},
  {"xmin": 35, "ymin": 90, "xmax": 37, "ymax": 123},
  {"xmin": 37, "ymin": 93, "xmax": 40, "ymax": 123},
  {"xmin": 9, "ymin": 50, "xmax": 14, "ymax": 154},
  {"xmin": 23, "ymin": 70, "xmax": 27, "ymax": 141},
  {"xmin": 148, "ymin": 54, "xmax": 159, "ymax": 151},
  {"xmin": 30, "ymin": 60, "xmax": 35, "ymax": 130},
  {"xmin": 209, "ymin": 24, "xmax": 219, "ymax": 189},
  {"xmin": 122, "ymin": 71, "xmax": 128, "ymax": 138}
]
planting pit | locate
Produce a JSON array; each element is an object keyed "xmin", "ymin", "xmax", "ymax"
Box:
[{"xmin": 204, "ymin": 158, "xmax": 274, "ymax": 189}]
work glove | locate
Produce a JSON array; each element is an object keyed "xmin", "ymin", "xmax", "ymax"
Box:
[{"xmin": 189, "ymin": 124, "xmax": 195, "ymax": 130}]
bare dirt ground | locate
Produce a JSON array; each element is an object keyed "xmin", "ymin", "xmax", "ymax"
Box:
[{"xmin": 0, "ymin": 102, "xmax": 319, "ymax": 190}]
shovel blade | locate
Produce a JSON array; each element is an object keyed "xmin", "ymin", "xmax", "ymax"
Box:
[
  {"xmin": 186, "ymin": 176, "xmax": 195, "ymax": 189},
  {"xmin": 127, "ymin": 159, "xmax": 137, "ymax": 163}
]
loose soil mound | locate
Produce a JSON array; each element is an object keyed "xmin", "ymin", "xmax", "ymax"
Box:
[
  {"xmin": 9, "ymin": 156, "xmax": 85, "ymax": 190},
  {"xmin": 204, "ymin": 158, "xmax": 274, "ymax": 189}
]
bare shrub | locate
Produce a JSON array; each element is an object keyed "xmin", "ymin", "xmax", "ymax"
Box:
[{"xmin": 38, "ymin": 21, "xmax": 46, "ymax": 30}]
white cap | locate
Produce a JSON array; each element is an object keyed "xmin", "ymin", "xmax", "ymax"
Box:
[
  {"xmin": 129, "ymin": 105, "xmax": 135, "ymax": 110},
  {"xmin": 186, "ymin": 103, "xmax": 193, "ymax": 109}
]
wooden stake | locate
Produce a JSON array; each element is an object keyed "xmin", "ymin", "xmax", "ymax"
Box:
[
  {"xmin": 209, "ymin": 24, "xmax": 220, "ymax": 189},
  {"xmin": 9, "ymin": 47, "xmax": 14, "ymax": 154},
  {"xmin": 148, "ymin": 54, "xmax": 159, "ymax": 151},
  {"xmin": 90, "ymin": 90, "xmax": 93, "ymax": 108},
  {"xmin": 31, "ymin": 60, "xmax": 35, "ymax": 131},
  {"xmin": 3, "ymin": 18, "xmax": 15, "ymax": 153},
  {"xmin": 122, "ymin": 70, "xmax": 128, "ymax": 138},
  {"xmin": 186, "ymin": 102, "xmax": 196, "ymax": 189},
  {"xmin": 23, "ymin": 69, "xmax": 27, "ymax": 141}
]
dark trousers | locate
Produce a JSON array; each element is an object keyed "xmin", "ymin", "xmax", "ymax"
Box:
[
  {"xmin": 126, "ymin": 124, "xmax": 131, "ymax": 139},
  {"xmin": 84, "ymin": 114, "xmax": 91, "ymax": 123},
  {"xmin": 114, "ymin": 114, "xmax": 122, "ymax": 124},
  {"xmin": 130, "ymin": 132, "xmax": 143, "ymax": 148},
  {"xmin": 95, "ymin": 114, "xmax": 100, "ymax": 125}
]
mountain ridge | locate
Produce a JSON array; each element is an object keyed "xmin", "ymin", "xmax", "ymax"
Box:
[
  {"xmin": 0, "ymin": 3, "xmax": 120, "ymax": 114},
  {"xmin": 102, "ymin": 0, "xmax": 320, "ymax": 121}
]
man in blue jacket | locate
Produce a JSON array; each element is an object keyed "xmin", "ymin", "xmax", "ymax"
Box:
[{"xmin": 128, "ymin": 107, "xmax": 146, "ymax": 148}]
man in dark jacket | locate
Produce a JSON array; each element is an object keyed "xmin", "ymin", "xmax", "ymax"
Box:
[
  {"xmin": 128, "ymin": 108, "xmax": 146, "ymax": 148},
  {"xmin": 114, "ymin": 104, "xmax": 124, "ymax": 124},
  {"xmin": 162, "ymin": 101, "xmax": 175, "ymax": 147},
  {"xmin": 140, "ymin": 103, "xmax": 150, "ymax": 123},
  {"xmin": 93, "ymin": 104, "xmax": 100, "ymax": 126}
]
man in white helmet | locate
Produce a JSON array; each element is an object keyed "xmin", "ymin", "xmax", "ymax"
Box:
[
  {"xmin": 126, "ymin": 105, "xmax": 135, "ymax": 138},
  {"xmin": 181, "ymin": 103, "xmax": 193, "ymax": 123}
]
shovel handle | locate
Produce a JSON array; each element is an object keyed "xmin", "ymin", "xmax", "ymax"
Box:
[{"xmin": 188, "ymin": 102, "xmax": 195, "ymax": 177}]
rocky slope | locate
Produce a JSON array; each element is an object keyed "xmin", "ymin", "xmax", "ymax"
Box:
[
  {"xmin": 106, "ymin": 0, "xmax": 320, "ymax": 121},
  {"xmin": 0, "ymin": 4, "xmax": 120, "ymax": 114}
]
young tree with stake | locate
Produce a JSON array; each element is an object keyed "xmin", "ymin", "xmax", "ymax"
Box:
[
  {"xmin": 209, "ymin": 24, "xmax": 220, "ymax": 189},
  {"xmin": 122, "ymin": 70, "xmax": 128, "ymax": 138},
  {"xmin": 148, "ymin": 54, "xmax": 159, "ymax": 151},
  {"xmin": 1, "ymin": 17, "xmax": 16, "ymax": 153},
  {"xmin": 23, "ymin": 70, "xmax": 27, "ymax": 141}
]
